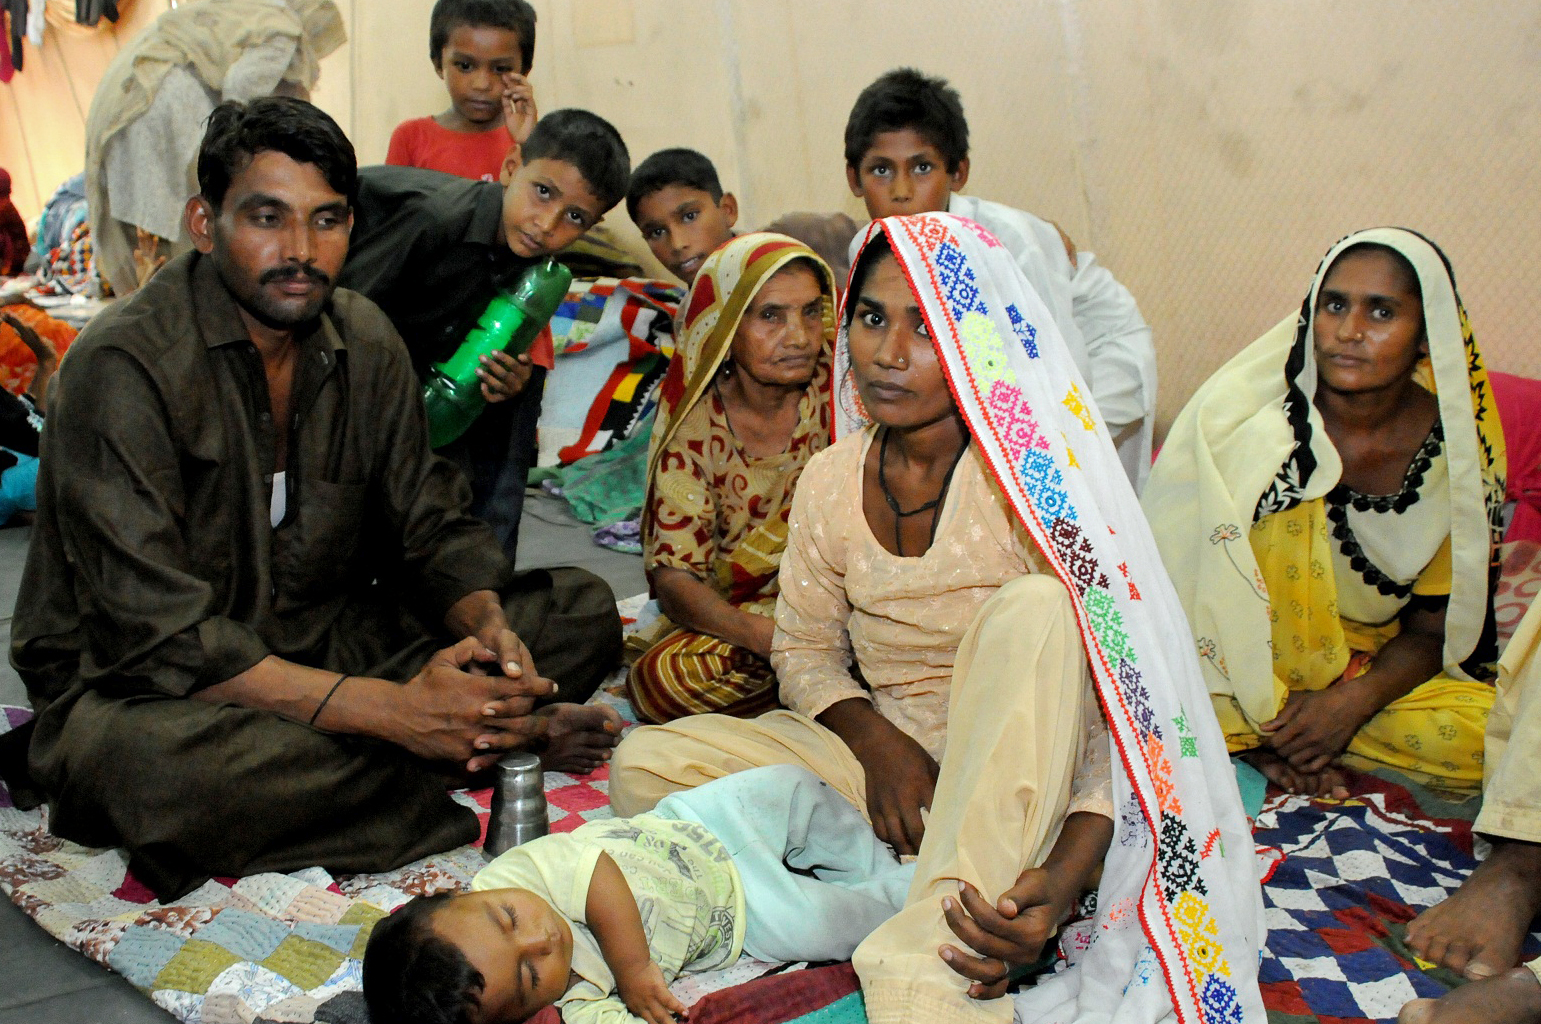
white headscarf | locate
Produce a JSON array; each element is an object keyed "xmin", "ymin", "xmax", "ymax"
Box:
[{"xmin": 840, "ymin": 213, "xmax": 1265, "ymax": 1024}]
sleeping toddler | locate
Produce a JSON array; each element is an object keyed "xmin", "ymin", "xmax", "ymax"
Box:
[{"xmin": 363, "ymin": 765, "xmax": 914, "ymax": 1024}]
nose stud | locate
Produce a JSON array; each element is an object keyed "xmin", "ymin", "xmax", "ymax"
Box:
[{"xmin": 895, "ymin": 354, "xmax": 908, "ymax": 369}]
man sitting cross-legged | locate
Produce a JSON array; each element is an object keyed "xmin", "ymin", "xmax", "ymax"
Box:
[{"xmin": 2, "ymin": 97, "xmax": 622, "ymax": 902}]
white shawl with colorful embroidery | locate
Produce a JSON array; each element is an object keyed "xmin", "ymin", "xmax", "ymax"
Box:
[{"xmin": 836, "ymin": 213, "xmax": 1264, "ymax": 1024}]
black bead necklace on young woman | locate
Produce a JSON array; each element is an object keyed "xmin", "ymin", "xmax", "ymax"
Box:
[{"xmin": 877, "ymin": 426, "xmax": 971, "ymax": 556}]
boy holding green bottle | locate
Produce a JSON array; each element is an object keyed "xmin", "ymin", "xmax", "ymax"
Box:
[{"xmin": 339, "ymin": 108, "xmax": 630, "ymax": 558}]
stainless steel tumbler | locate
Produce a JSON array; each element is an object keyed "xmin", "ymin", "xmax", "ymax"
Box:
[{"xmin": 484, "ymin": 752, "xmax": 548, "ymax": 857}]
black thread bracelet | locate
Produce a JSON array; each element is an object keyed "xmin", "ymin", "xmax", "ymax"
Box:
[{"xmin": 309, "ymin": 673, "xmax": 350, "ymax": 726}]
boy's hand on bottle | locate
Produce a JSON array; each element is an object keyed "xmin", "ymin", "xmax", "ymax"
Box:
[
  {"xmin": 501, "ymin": 73, "xmax": 539, "ymax": 144},
  {"xmin": 477, "ymin": 350, "xmax": 533, "ymax": 402},
  {"xmin": 616, "ymin": 960, "xmax": 688, "ymax": 1024}
]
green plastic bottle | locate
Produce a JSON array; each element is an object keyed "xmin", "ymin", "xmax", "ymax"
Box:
[{"xmin": 422, "ymin": 257, "xmax": 574, "ymax": 448}]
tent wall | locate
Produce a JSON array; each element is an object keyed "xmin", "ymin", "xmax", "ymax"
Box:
[
  {"xmin": 0, "ymin": 0, "xmax": 161, "ymax": 225},
  {"xmin": 9, "ymin": 0, "xmax": 1540, "ymax": 433}
]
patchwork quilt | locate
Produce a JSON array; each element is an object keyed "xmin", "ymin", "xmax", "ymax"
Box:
[
  {"xmin": 2, "ymin": 590, "xmax": 1539, "ymax": 1023},
  {"xmin": 1253, "ymin": 773, "xmax": 1539, "ymax": 1023},
  {"xmin": 537, "ymin": 277, "xmax": 681, "ymax": 468}
]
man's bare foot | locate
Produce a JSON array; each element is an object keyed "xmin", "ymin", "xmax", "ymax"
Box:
[
  {"xmin": 537, "ymin": 702, "xmax": 622, "ymax": 773},
  {"xmin": 1398, "ymin": 968, "xmax": 1541, "ymax": 1024},
  {"xmin": 1241, "ymin": 747, "xmax": 1349, "ymax": 799},
  {"xmin": 1408, "ymin": 840, "xmax": 1541, "ymax": 978}
]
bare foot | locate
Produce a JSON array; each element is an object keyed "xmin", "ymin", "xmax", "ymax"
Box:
[
  {"xmin": 1398, "ymin": 968, "xmax": 1541, "ymax": 1024},
  {"xmin": 538, "ymin": 702, "xmax": 622, "ymax": 773},
  {"xmin": 1241, "ymin": 748, "xmax": 1349, "ymax": 799},
  {"xmin": 1408, "ymin": 840, "xmax": 1541, "ymax": 979}
]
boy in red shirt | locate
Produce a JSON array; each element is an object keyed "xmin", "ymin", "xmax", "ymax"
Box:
[{"xmin": 385, "ymin": 0, "xmax": 539, "ymax": 183}]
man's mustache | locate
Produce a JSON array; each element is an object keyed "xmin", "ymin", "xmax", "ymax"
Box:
[{"xmin": 259, "ymin": 264, "xmax": 331, "ymax": 287}]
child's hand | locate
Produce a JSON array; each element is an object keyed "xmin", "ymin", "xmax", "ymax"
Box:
[
  {"xmin": 502, "ymin": 73, "xmax": 538, "ymax": 144},
  {"xmin": 616, "ymin": 961, "xmax": 687, "ymax": 1024},
  {"xmin": 477, "ymin": 350, "xmax": 533, "ymax": 403},
  {"xmin": 132, "ymin": 227, "xmax": 168, "ymax": 288}
]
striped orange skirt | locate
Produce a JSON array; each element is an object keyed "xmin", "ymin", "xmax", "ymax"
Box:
[{"xmin": 626, "ymin": 626, "xmax": 781, "ymax": 724}]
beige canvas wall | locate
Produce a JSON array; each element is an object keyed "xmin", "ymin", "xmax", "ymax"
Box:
[
  {"xmin": 10, "ymin": 0, "xmax": 1541, "ymax": 435},
  {"xmin": 0, "ymin": 0, "xmax": 161, "ymax": 221},
  {"xmin": 324, "ymin": 0, "xmax": 1541, "ymax": 435}
]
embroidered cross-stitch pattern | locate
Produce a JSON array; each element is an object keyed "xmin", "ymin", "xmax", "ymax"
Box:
[{"xmin": 832, "ymin": 213, "xmax": 1264, "ymax": 1024}]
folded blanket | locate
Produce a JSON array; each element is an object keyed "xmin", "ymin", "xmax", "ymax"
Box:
[{"xmin": 538, "ymin": 277, "xmax": 681, "ymax": 467}]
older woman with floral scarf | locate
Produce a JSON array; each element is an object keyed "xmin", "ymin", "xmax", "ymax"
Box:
[
  {"xmin": 628, "ymin": 233, "xmax": 837, "ymax": 724},
  {"xmin": 1145, "ymin": 228, "xmax": 1505, "ymax": 798},
  {"xmin": 613, "ymin": 213, "xmax": 1263, "ymax": 1024}
]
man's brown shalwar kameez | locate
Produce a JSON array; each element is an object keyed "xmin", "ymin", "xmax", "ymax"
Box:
[{"xmin": 7, "ymin": 253, "xmax": 621, "ymax": 899}]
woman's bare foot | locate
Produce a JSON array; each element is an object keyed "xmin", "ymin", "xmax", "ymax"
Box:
[
  {"xmin": 1408, "ymin": 840, "xmax": 1541, "ymax": 978},
  {"xmin": 1241, "ymin": 747, "xmax": 1349, "ymax": 799},
  {"xmin": 537, "ymin": 702, "xmax": 623, "ymax": 773},
  {"xmin": 1398, "ymin": 968, "xmax": 1541, "ymax": 1024}
]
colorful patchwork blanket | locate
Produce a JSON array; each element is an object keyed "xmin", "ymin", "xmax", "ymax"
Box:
[
  {"xmin": 1, "ymin": 594, "xmax": 1538, "ymax": 1022},
  {"xmin": 1253, "ymin": 773, "xmax": 1539, "ymax": 1023},
  {"xmin": 537, "ymin": 277, "xmax": 681, "ymax": 468}
]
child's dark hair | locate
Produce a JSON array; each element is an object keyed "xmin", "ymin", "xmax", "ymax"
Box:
[
  {"xmin": 523, "ymin": 109, "xmax": 631, "ymax": 213},
  {"xmin": 429, "ymin": 0, "xmax": 537, "ymax": 74},
  {"xmin": 197, "ymin": 96, "xmax": 357, "ymax": 211},
  {"xmin": 624, "ymin": 148, "xmax": 723, "ymax": 222},
  {"xmin": 843, "ymin": 68, "xmax": 969, "ymax": 173},
  {"xmin": 363, "ymin": 894, "xmax": 485, "ymax": 1024}
]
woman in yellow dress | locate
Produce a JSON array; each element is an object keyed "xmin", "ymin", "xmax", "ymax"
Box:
[{"xmin": 1145, "ymin": 227, "xmax": 1506, "ymax": 796}]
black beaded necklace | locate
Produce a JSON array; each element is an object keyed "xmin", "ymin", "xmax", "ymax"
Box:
[{"xmin": 877, "ymin": 427, "xmax": 969, "ymax": 556}]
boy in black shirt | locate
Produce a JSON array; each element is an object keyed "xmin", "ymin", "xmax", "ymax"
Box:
[{"xmin": 340, "ymin": 108, "xmax": 629, "ymax": 557}]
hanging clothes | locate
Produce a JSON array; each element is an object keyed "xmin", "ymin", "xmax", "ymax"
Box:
[
  {"xmin": 73, "ymin": 0, "xmax": 117, "ymax": 26},
  {"xmin": 6, "ymin": 0, "xmax": 27, "ymax": 73}
]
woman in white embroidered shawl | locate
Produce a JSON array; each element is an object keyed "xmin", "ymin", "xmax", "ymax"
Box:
[{"xmin": 612, "ymin": 213, "xmax": 1263, "ymax": 1024}]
